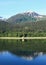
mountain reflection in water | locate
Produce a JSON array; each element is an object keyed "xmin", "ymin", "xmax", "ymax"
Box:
[{"xmin": 0, "ymin": 51, "xmax": 46, "ymax": 65}]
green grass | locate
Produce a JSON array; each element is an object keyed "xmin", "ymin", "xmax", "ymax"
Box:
[{"xmin": 0, "ymin": 32, "xmax": 46, "ymax": 37}]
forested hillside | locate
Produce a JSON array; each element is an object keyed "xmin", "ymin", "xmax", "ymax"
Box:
[{"xmin": 0, "ymin": 12, "xmax": 46, "ymax": 37}]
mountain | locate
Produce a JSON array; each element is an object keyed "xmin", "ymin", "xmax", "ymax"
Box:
[
  {"xmin": 7, "ymin": 11, "xmax": 44, "ymax": 24},
  {"xmin": 0, "ymin": 19, "xmax": 10, "ymax": 33},
  {"xmin": 0, "ymin": 11, "xmax": 46, "ymax": 33},
  {"xmin": 23, "ymin": 11, "xmax": 40, "ymax": 17}
]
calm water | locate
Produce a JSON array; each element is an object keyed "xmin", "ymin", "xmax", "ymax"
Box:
[{"xmin": 0, "ymin": 51, "xmax": 46, "ymax": 65}]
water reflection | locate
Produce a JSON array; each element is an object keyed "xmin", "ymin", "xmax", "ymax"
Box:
[
  {"xmin": 0, "ymin": 51, "xmax": 46, "ymax": 65},
  {"xmin": 0, "ymin": 51, "xmax": 32, "ymax": 65}
]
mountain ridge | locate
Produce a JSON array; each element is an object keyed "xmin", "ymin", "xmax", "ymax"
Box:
[
  {"xmin": 0, "ymin": 11, "xmax": 46, "ymax": 32},
  {"xmin": 7, "ymin": 11, "xmax": 44, "ymax": 24}
]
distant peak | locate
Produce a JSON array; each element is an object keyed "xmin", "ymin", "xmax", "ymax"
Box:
[
  {"xmin": 20, "ymin": 11, "xmax": 40, "ymax": 17},
  {"xmin": 0, "ymin": 16, "xmax": 3, "ymax": 18}
]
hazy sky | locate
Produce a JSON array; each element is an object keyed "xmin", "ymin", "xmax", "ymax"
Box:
[{"xmin": 0, "ymin": 0, "xmax": 46, "ymax": 18}]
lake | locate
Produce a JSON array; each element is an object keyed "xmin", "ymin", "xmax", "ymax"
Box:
[
  {"xmin": 0, "ymin": 39, "xmax": 46, "ymax": 65},
  {"xmin": 0, "ymin": 51, "xmax": 46, "ymax": 65},
  {"xmin": 0, "ymin": 39, "xmax": 46, "ymax": 55}
]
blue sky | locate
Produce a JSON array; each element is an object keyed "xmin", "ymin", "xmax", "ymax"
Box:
[{"xmin": 0, "ymin": 0, "xmax": 46, "ymax": 18}]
